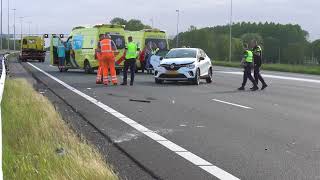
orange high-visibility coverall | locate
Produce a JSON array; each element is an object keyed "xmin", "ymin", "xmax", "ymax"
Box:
[{"xmin": 96, "ymin": 39, "xmax": 118, "ymax": 85}]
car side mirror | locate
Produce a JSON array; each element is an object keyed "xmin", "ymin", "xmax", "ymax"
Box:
[
  {"xmin": 199, "ymin": 57, "xmax": 205, "ymax": 61},
  {"xmin": 160, "ymin": 57, "xmax": 164, "ymax": 60}
]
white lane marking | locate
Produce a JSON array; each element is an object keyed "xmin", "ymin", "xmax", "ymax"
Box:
[
  {"xmin": 0, "ymin": 56, "xmax": 7, "ymax": 180},
  {"xmin": 217, "ymin": 71, "xmax": 320, "ymax": 84},
  {"xmin": 27, "ymin": 62, "xmax": 240, "ymax": 180},
  {"xmin": 212, "ymin": 99, "xmax": 253, "ymax": 110}
]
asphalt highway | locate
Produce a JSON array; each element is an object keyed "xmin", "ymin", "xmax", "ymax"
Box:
[{"xmin": 21, "ymin": 54, "xmax": 320, "ymax": 180}]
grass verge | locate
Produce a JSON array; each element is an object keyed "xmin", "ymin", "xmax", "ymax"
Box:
[
  {"xmin": 214, "ymin": 61, "xmax": 320, "ymax": 75},
  {"xmin": 2, "ymin": 78, "xmax": 118, "ymax": 180}
]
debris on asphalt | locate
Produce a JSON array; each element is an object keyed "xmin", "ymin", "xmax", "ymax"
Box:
[
  {"xmin": 180, "ymin": 124, "xmax": 187, "ymax": 127},
  {"xmin": 129, "ymin": 99, "xmax": 151, "ymax": 103}
]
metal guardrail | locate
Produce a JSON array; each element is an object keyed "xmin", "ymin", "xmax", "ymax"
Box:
[{"xmin": 0, "ymin": 54, "xmax": 8, "ymax": 180}]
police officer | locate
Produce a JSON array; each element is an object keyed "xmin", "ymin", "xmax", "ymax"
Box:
[
  {"xmin": 252, "ymin": 41, "xmax": 268, "ymax": 90},
  {"xmin": 121, "ymin": 36, "xmax": 139, "ymax": 86},
  {"xmin": 238, "ymin": 44, "xmax": 259, "ymax": 91}
]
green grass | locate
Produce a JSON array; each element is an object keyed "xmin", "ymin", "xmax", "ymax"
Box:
[
  {"xmin": 2, "ymin": 78, "xmax": 119, "ymax": 180},
  {"xmin": 214, "ymin": 61, "xmax": 320, "ymax": 75}
]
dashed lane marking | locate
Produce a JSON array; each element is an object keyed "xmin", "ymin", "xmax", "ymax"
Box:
[
  {"xmin": 27, "ymin": 62, "xmax": 240, "ymax": 180},
  {"xmin": 212, "ymin": 99, "xmax": 253, "ymax": 110}
]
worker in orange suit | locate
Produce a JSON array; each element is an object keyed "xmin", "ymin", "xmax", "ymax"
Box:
[
  {"xmin": 96, "ymin": 34, "xmax": 118, "ymax": 85},
  {"xmin": 96, "ymin": 34, "xmax": 105, "ymax": 84}
]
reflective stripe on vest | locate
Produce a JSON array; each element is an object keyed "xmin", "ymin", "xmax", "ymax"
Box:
[
  {"xmin": 245, "ymin": 50, "xmax": 253, "ymax": 63},
  {"xmin": 126, "ymin": 42, "xmax": 138, "ymax": 59},
  {"xmin": 100, "ymin": 39, "xmax": 113, "ymax": 53}
]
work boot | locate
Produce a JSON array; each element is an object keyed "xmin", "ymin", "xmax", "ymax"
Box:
[
  {"xmin": 261, "ymin": 84, "xmax": 268, "ymax": 90},
  {"xmin": 238, "ymin": 86, "xmax": 245, "ymax": 91},
  {"xmin": 251, "ymin": 86, "xmax": 259, "ymax": 91},
  {"xmin": 130, "ymin": 82, "xmax": 134, "ymax": 86},
  {"xmin": 120, "ymin": 82, "xmax": 127, "ymax": 86},
  {"xmin": 113, "ymin": 83, "xmax": 118, "ymax": 86}
]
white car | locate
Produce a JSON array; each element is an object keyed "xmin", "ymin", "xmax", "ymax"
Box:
[{"xmin": 154, "ymin": 48, "xmax": 213, "ymax": 85}]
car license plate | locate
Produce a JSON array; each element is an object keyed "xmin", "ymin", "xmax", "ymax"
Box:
[{"xmin": 166, "ymin": 71, "xmax": 178, "ymax": 75}]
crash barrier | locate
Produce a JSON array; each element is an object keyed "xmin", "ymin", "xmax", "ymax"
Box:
[{"xmin": 0, "ymin": 54, "xmax": 7, "ymax": 180}]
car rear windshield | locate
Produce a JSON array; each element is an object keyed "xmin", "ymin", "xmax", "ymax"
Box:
[
  {"xmin": 145, "ymin": 39, "xmax": 168, "ymax": 51},
  {"xmin": 110, "ymin": 35, "xmax": 125, "ymax": 49},
  {"xmin": 165, "ymin": 49, "xmax": 197, "ymax": 59}
]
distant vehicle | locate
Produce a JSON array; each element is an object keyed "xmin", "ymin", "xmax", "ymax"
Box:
[
  {"xmin": 50, "ymin": 24, "xmax": 127, "ymax": 74},
  {"xmin": 154, "ymin": 48, "xmax": 213, "ymax": 85},
  {"xmin": 125, "ymin": 29, "xmax": 169, "ymax": 71},
  {"xmin": 19, "ymin": 36, "xmax": 46, "ymax": 62}
]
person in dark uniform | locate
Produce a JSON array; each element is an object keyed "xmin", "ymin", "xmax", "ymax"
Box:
[
  {"xmin": 238, "ymin": 44, "xmax": 259, "ymax": 91},
  {"xmin": 252, "ymin": 41, "xmax": 268, "ymax": 90}
]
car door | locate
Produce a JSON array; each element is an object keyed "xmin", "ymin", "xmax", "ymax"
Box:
[{"xmin": 198, "ymin": 49, "xmax": 208, "ymax": 76}]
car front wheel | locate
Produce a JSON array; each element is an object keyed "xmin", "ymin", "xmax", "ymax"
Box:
[
  {"xmin": 206, "ymin": 68, "xmax": 213, "ymax": 83},
  {"xmin": 192, "ymin": 69, "xmax": 200, "ymax": 85}
]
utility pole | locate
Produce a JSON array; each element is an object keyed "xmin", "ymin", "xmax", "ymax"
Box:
[
  {"xmin": 229, "ymin": 0, "xmax": 233, "ymax": 62},
  {"xmin": 7, "ymin": 0, "xmax": 9, "ymax": 50},
  {"xmin": 150, "ymin": 18, "xmax": 154, "ymax": 29},
  {"xmin": 176, "ymin": 9, "xmax": 180, "ymax": 48},
  {"xmin": 1, "ymin": 0, "xmax": 2, "ymax": 50},
  {"xmin": 12, "ymin": 8, "xmax": 15, "ymax": 50},
  {"xmin": 27, "ymin": 21, "xmax": 32, "ymax": 35}
]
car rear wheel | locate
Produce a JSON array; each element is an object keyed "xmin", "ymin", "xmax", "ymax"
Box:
[
  {"xmin": 206, "ymin": 68, "xmax": 213, "ymax": 83},
  {"xmin": 84, "ymin": 60, "xmax": 93, "ymax": 74},
  {"xmin": 192, "ymin": 69, "xmax": 200, "ymax": 85}
]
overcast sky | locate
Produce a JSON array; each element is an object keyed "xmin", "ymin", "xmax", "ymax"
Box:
[{"xmin": 3, "ymin": 0, "xmax": 320, "ymax": 41}]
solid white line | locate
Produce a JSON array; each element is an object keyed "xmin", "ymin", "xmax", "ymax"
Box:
[
  {"xmin": 217, "ymin": 71, "xmax": 320, "ymax": 84},
  {"xmin": 0, "ymin": 56, "xmax": 8, "ymax": 180},
  {"xmin": 212, "ymin": 99, "xmax": 253, "ymax": 109},
  {"xmin": 27, "ymin": 62, "xmax": 240, "ymax": 180}
]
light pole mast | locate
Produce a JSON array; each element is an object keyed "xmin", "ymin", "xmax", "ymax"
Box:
[
  {"xmin": 7, "ymin": 0, "xmax": 9, "ymax": 50},
  {"xmin": 229, "ymin": 0, "xmax": 233, "ymax": 62},
  {"xmin": 1, "ymin": 0, "xmax": 2, "ymax": 50},
  {"xmin": 12, "ymin": 8, "xmax": 15, "ymax": 50},
  {"xmin": 176, "ymin": 9, "xmax": 180, "ymax": 48}
]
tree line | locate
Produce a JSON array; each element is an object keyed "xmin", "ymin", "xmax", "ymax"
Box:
[{"xmin": 173, "ymin": 22, "xmax": 320, "ymax": 65}]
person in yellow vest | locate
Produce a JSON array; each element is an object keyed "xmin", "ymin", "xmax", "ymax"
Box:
[
  {"xmin": 121, "ymin": 36, "xmax": 139, "ymax": 86},
  {"xmin": 238, "ymin": 44, "xmax": 259, "ymax": 91}
]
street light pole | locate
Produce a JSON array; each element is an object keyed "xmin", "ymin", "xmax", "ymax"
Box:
[
  {"xmin": 229, "ymin": 0, "xmax": 233, "ymax": 62},
  {"xmin": 19, "ymin": 17, "xmax": 24, "ymax": 50},
  {"xmin": 176, "ymin": 9, "xmax": 180, "ymax": 48},
  {"xmin": 0, "ymin": 0, "xmax": 2, "ymax": 50},
  {"xmin": 12, "ymin": 8, "xmax": 15, "ymax": 50},
  {"xmin": 7, "ymin": 0, "xmax": 9, "ymax": 50},
  {"xmin": 27, "ymin": 21, "xmax": 32, "ymax": 35}
]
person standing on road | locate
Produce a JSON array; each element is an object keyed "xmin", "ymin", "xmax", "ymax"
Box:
[
  {"xmin": 121, "ymin": 36, "xmax": 139, "ymax": 86},
  {"xmin": 238, "ymin": 44, "xmax": 259, "ymax": 91},
  {"xmin": 57, "ymin": 41, "xmax": 66, "ymax": 72},
  {"xmin": 96, "ymin": 34, "xmax": 118, "ymax": 85},
  {"xmin": 252, "ymin": 41, "xmax": 268, "ymax": 90},
  {"xmin": 96, "ymin": 34, "xmax": 105, "ymax": 84}
]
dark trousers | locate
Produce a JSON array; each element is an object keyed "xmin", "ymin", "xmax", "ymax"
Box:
[
  {"xmin": 254, "ymin": 65, "xmax": 267, "ymax": 86},
  {"xmin": 242, "ymin": 63, "xmax": 257, "ymax": 87},
  {"xmin": 123, "ymin": 59, "xmax": 136, "ymax": 84},
  {"xmin": 140, "ymin": 61, "xmax": 146, "ymax": 73}
]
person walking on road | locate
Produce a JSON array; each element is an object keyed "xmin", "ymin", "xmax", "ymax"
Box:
[
  {"xmin": 96, "ymin": 34, "xmax": 118, "ymax": 85},
  {"xmin": 252, "ymin": 41, "xmax": 268, "ymax": 90},
  {"xmin": 121, "ymin": 36, "xmax": 139, "ymax": 86},
  {"xmin": 238, "ymin": 44, "xmax": 259, "ymax": 91},
  {"xmin": 57, "ymin": 41, "xmax": 66, "ymax": 72}
]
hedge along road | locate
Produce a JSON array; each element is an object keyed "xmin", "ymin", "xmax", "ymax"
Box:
[{"xmin": 22, "ymin": 55, "xmax": 320, "ymax": 180}]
